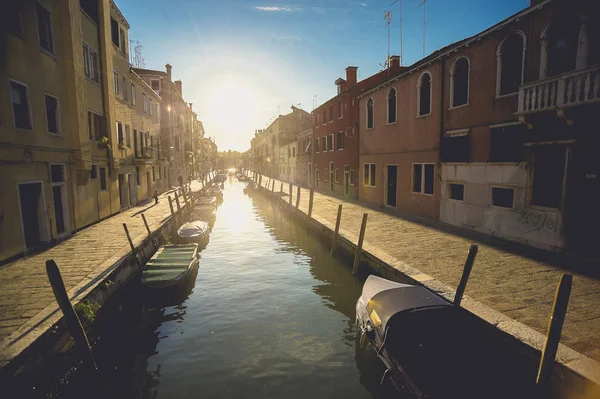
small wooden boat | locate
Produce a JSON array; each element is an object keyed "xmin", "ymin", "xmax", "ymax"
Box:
[
  {"xmin": 142, "ymin": 244, "xmax": 199, "ymax": 289},
  {"xmin": 207, "ymin": 185, "xmax": 223, "ymax": 202},
  {"xmin": 177, "ymin": 221, "xmax": 210, "ymax": 246},
  {"xmin": 192, "ymin": 196, "xmax": 217, "ymax": 220}
]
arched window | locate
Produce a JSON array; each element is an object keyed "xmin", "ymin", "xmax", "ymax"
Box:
[
  {"xmin": 546, "ymin": 13, "xmax": 580, "ymax": 77},
  {"xmin": 451, "ymin": 57, "xmax": 469, "ymax": 107},
  {"xmin": 387, "ymin": 88, "xmax": 397, "ymax": 123},
  {"xmin": 366, "ymin": 98, "xmax": 374, "ymax": 128},
  {"xmin": 417, "ymin": 72, "xmax": 431, "ymax": 116},
  {"xmin": 497, "ymin": 32, "xmax": 525, "ymax": 95}
]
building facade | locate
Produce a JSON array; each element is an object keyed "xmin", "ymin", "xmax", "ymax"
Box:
[
  {"xmin": 296, "ymin": 128, "xmax": 313, "ymax": 188},
  {"xmin": 314, "ymin": 59, "xmax": 403, "ymax": 198}
]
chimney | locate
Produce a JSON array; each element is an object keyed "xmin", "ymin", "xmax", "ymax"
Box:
[
  {"xmin": 189, "ymin": 103, "xmax": 193, "ymax": 112},
  {"xmin": 346, "ymin": 66, "xmax": 358, "ymax": 85},
  {"xmin": 389, "ymin": 55, "xmax": 400, "ymax": 69},
  {"xmin": 165, "ymin": 63, "xmax": 172, "ymax": 80},
  {"xmin": 175, "ymin": 80, "xmax": 182, "ymax": 94}
]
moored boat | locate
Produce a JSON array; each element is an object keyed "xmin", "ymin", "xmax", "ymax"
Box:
[
  {"xmin": 177, "ymin": 221, "xmax": 210, "ymax": 246},
  {"xmin": 355, "ymin": 275, "xmax": 537, "ymax": 398},
  {"xmin": 192, "ymin": 196, "xmax": 217, "ymax": 220},
  {"xmin": 142, "ymin": 244, "xmax": 199, "ymax": 289}
]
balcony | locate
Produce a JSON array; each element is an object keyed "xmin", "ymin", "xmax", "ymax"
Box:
[
  {"xmin": 517, "ymin": 65, "xmax": 600, "ymax": 115},
  {"xmin": 134, "ymin": 147, "xmax": 155, "ymax": 165}
]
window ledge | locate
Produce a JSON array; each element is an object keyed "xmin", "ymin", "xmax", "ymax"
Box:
[
  {"xmin": 490, "ymin": 204, "xmax": 514, "ymax": 210},
  {"xmin": 447, "ymin": 198, "xmax": 464, "ymax": 203},
  {"xmin": 365, "ymin": 127, "xmax": 374, "ymax": 131},
  {"xmin": 48, "ymin": 132, "xmax": 63, "ymax": 137},
  {"xmin": 15, "ymin": 127, "xmax": 34, "ymax": 133},
  {"xmin": 448, "ymin": 103, "xmax": 469, "ymax": 111},
  {"xmin": 412, "ymin": 191, "xmax": 434, "ymax": 197},
  {"xmin": 386, "ymin": 121, "xmax": 398, "ymax": 126},
  {"xmin": 495, "ymin": 92, "xmax": 518, "ymax": 100},
  {"xmin": 415, "ymin": 113, "xmax": 432, "ymax": 119},
  {"xmin": 86, "ymin": 77, "xmax": 101, "ymax": 87},
  {"xmin": 40, "ymin": 48, "xmax": 56, "ymax": 59},
  {"xmin": 526, "ymin": 205, "xmax": 560, "ymax": 213}
]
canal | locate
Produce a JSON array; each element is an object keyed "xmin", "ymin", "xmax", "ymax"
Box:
[{"xmin": 42, "ymin": 177, "xmax": 394, "ymax": 399}]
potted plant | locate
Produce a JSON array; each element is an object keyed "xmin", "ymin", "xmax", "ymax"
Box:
[{"xmin": 98, "ymin": 136, "xmax": 111, "ymax": 150}]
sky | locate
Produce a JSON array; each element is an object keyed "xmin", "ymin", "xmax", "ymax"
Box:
[{"xmin": 118, "ymin": 0, "xmax": 530, "ymax": 152}]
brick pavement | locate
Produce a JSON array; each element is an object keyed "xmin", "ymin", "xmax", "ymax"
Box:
[
  {"xmin": 0, "ymin": 181, "xmax": 203, "ymax": 354},
  {"xmin": 255, "ymin": 175, "xmax": 600, "ymax": 362}
]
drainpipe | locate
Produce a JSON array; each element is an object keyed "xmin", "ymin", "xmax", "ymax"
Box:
[
  {"xmin": 356, "ymin": 93, "xmax": 360, "ymax": 200},
  {"xmin": 69, "ymin": 163, "xmax": 77, "ymax": 232}
]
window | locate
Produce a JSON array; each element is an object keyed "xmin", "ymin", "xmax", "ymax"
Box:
[
  {"xmin": 175, "ymin": 136, "xmax": 180, "ymax": 151},
  {"xmin": 531, "ymin": 145, "xmax": 565, "ymax": 208},
  {"xmin": 322, "ymin": 136, "xmax": 327, "ymax": 152},
  {"xmin": 349, "ymin": 169, "xmax": 355, "ymax": 186},
  {"xmin": 322, "ymin": 109, "xmax": 326, "ymax": 125},
  {"xmin": 110, "ymin": 17, "xmax": 119, "ymax": 47},
  {"xmin": 142, "ymin": 93, "xmax": 147, "ymax": 113},
  {"xmin": 315, "ymin": 113, "xmax": 319, "ymax": 127},
  {"xmin": 88, "ymin": 112, "xmax": 104, "ymax": 141},
  {"xmin": 412, "ymin": 163, "xmax": 434, "ymax": 194},
  {"xmin": 83, "ymin": 43, "xmax": 99, "ymax": 83},
  {"xmin": 324, "ymin": 168, "xmax": 328, "ymax": 181},
  {"xmin": 492, "ymin": 187, "xmax": 514, "ymax": 208},
  {"xmin": 51, "ymin": 165, "xmax": 64, "ymax": 183},
  {"xmin": 117, "ymin": 122, "xmax": 123, "ymax": 145},
  {"xmin": 113, "ymin": 70, "xmax": 119, "ymax": 95},
  {"xmin": 315, "ymin": 138, "xmax": 320, "ymax": 152},
  {"xmin": 451, "ymin": 57, "xmax": 469, "ymax": 107},
  {"xmin": 497, "ymin": 33, "xmax": 525, "ymax": 95},
  {"xmin": 329, "ymin": 105, "xmax": 333, "ymax": 122},
  {"xmin": 449, "ymin": 183, "xmax": 464, "ymax": 201},
  {"xmin": 417, "ymin": 72, "xmax": 432, "ymax": 116},
  {"xmin": 9, "ymin": 80, "xmax": 32, "ymax": 130},
  {"xmin": 122, "ymin": 77, "xmax": 128, "ymax": 101},
  {"xmin": 335, "ymin": 169, "xmax": 340, "ymax": 183},
  {"xmin": 338, "ymin": 100, "xmax": 343, "ymax": 118},
  {"xmin": 336, "ymin": 131, "xmax": 344, "ymax": 150},
  {"xmin": 152, "ymin": 166, "xmax": 156, "ymax": 181},
  {"xmin": 366, "ymin": 98, "xmax": 374, "ymax": 128},
  {"xmin": 316, "ymin": 167, "xmax": 320, "ymax": 181},
  {"xmin": 36, "ymin": 2, "xmax": 54, "ymax": 54},
  {"xmin": 364, "ymin": 164, "xmax": 376, "ymax": 186},
  {"xmin": 387, "ymin": 88, "xmax": 397, "ymax": 123},
  {"xmin": 90, "ymin": 164, "xmax": 98, "ymax": 180},
  {"xmin": 151, "ymin": 79, "xmax": 160, "ymax": 92},
  {"xmin": 119, "ymin": 28, "xmax": 126, "ymax": 54},
  {"xmin": 136, "ymin": 167, "xmax": 141, "ymax": 185},
  {"xmin": 328, "ymin": 134, "xmax": 334, "ymax": 151},
  {"xmin": 125, "ymin": 125, "xmax": 131, "ymax": 147},
  {"xmin": 149, "ymin": 99, "xmax": 153, "ymax": 116},
  {"xmin": 131, "ymin": 84, "xmax": 136, "ymax": 106},
  {"xmin": 44, "ymin": 94, "xmax": 60, "ymax": 134},
  {"xmin": 292, "ymin": 146, "xmax": 295, "ymax": 157},
  {"xmin": 441, "ymin": 130, "xmax": 470, "ymax": 162},
  {"xmin": 99, "ymin": 167, "xmax": 107, "ymax": 191},
  {"xmin": 546, "ymin": 13, "xmax": 580, "ymax": 77}
]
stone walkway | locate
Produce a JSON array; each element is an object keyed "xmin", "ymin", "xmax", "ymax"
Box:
[
  {"xmin": 0, "ymin": 180, "xmax": 205, "ymax": 365},
  {"xmin": 256, "ymin": 175, "xmax": 600, "ymax": 362}
]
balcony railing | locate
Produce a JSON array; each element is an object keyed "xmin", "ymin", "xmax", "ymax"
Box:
[{"xmin": 517, "ymin": 65, "xmax": 600, "ymax": 114}]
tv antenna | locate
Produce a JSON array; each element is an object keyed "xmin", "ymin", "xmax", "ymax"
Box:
[
  {"xmin": 384, "ymin": 10, "xmax": 392, "ymax": 68},
  {"xmin": 418, "ymin": 0, "xmax": 427, "ymax": 57},
  {"xmin": 391, "ymin": 0, "xmax": 403, "ymax": 65}
]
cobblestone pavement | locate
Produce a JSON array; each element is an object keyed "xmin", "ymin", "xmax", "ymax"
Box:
[
  {"xmin": 0, "ymin": 182, "xmax": 202, "ymax": 347},
  {"xmin": 255, "ymin": 175, "xmax": 600, "ymax": 362}
]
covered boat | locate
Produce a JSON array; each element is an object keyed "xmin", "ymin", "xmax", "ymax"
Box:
[
  {"xmin": 142, "ymin": 244, "xmax": 199, "ymax": 289},
  {"xmin": 192, "ymin": 196, "xmax": 217, "ymax": 220},
  {"xmin": 207, "ymin": 185, "xmax": 223, "ymax": 202},
  {"xmin": 177, "ymin": 221, "xmax": 209, "ymax": 246},
  {"xmin": 356, "ymin": 275, "xmax": 537, "ymax": 398}
]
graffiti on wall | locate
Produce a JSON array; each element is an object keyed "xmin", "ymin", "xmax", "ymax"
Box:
[{"xmin": 517, "ymin": 210, "xmax": 557, "ymax": 234}]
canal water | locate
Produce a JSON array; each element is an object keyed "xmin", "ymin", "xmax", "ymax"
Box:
[{"xmin": 42, "ymin": 178, "xmax": 394, "ymax": 399}]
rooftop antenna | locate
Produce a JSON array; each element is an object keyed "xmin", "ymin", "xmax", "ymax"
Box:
[
  {"xmin": 384, "ymin": 10, "xmax": 392, "ymax": 68},
  {"xmin": 313, "ymin": 95, "xmax": 317, "ymax": 110},
  {"xmin": 391, "ymin": 0, "xmax": 403, "ymax": 65},
  {"xmin": 418, "ymin": 0, "xmax": 427, "ymax": 57}
]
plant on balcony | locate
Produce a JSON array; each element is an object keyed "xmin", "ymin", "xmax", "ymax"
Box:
[
  {"xmin": 98, "ymin": 136, "xmax": 111, "ymax": 150},
  {"xmin": 144, "ymin": 154, "xmax": 152, "ymax": 159}
]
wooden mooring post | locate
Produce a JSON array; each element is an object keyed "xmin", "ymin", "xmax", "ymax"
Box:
[
  {"xmin": 271, "ymin": 179, "xmax": 275, "ymax": 193},
  {"xmin": 295, "ymin": 186, "xmax": 301, "ymax": 209},
  {"xmin": 280, "ymin": 183, "xmax": 283, "ymax": 193},
  {"xmin": 168, "ymin": 196, "xmax": 176, "ymax": 233},
  {"xmin": 352, "ymin": 213, "xmax": 368, "ymax": 274},
  {"xmin": 308, "ymin": 188, "xmax": 314, "ymax": 218},
  {"xmin": 46, "ymin": 260, "xmax": 97, "ymax": 371},
  {"xmin": 536, "ymin": 273, "xmax": 572, "ymax": 387},
  {"xmin": 174, "ymin": 192, "xmax": 182, "ymax": 221},
  {"xmin": 331, "ymin": 204, "xmax": 343, "ymax": 255},
  {"xmin": 122, "ymin": 222, "xmax": 144, "ymax": 270},
  {"xmin": 141, "ymin": 213, "xmax": 157, "ymax": 250},
  {"xmin": 454, "ymin": 244, "xmax": 479, "ymax": 306}
]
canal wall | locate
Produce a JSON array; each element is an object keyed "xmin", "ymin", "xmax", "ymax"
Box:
[
  {"xmin": 250, "ymin": 176, "xmax": 600, "ymax": 399},
  {"xmin": 0, "ymin": 178, "xmax": 215, "ymax": 387}
]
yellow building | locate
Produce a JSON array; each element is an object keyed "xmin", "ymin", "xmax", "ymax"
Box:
[{"xmin": 0, "ymin": 0, "xmax": 168, "ymax": 263}]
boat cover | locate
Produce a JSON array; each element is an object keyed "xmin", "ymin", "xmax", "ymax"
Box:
[
  {"xmin": 177, "ymin": 221, "xmax": 209, "ymax": 238},
  {"xmin": 142, "ymin": 244, "xmax": 198, "ymax": 287},
  {"xmin": 196, "ymin": 196, "xmax": 216, "ymax": 206},
  {"xmin": 356, "ymin": 275, "xmax": 450, "ymax": 333}
]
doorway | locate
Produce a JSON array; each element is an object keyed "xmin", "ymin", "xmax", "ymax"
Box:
[
  {"xmin": 146, "ymin": 172, "xmax": 152, "ymax": 201},
  {"xmin": 17, "ymin": 182, "xmax": 48, "ymax": 250},
  {"xmin": 128, "ymin": 174, "xmax": 137, "ymax": 206},
  {"xmin": 118, "ymin": 174, "xmax": 128, "ymax": 209},
  {"xmin": 329, "ymin": 162, "xmax": 334, "ymax": 191},
  {"xmin": 386, "ymin": 165, "xmax": 398, "ymax": 207},
  {"xmin": 565, "ymin": 142, "xmax": 600, "ymax": 258},
  {"xmin": 344, "ymin": 165, "xmax": 349, "ymax": 196}
]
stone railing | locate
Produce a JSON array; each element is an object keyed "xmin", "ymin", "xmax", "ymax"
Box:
[{"xmin": 518, "ymin": 65, "xmax": 600, "ymax": 114}]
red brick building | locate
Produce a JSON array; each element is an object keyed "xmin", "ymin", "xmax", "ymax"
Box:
[{"xmin": 313, "ymin": 58, "xmax": 403, "ymax": 198}]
